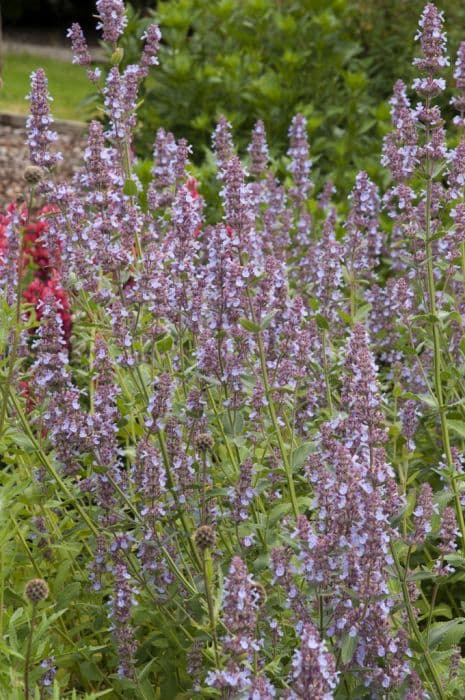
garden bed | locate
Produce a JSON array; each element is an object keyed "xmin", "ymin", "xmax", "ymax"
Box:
[{"xmin": 0, "ymin": 113, "xmax": 86, "ymax": 206}]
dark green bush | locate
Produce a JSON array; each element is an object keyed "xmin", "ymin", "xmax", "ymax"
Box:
[
  {"xmin": 117, "ymin": 0, "xmax": 383, "ymax": 192},
  {"xmin": 114, "ymin": 1, "xmax": 465, "ymax": 193}
]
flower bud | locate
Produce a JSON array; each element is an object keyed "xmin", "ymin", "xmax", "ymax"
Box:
[
  {"xmin": 194, "ymin": 525, "xmax": 216, "ymax": 551},
  {"xmin": 111, "ymin": 47, "xmax": 124, "ymax": 65},
  {"xmin": 194, "ymin": 432, "xmax": 214, "ymax": 452},
  {"xmin": 23, "ymin": 165, "xmax": 44, "ymax": 184}
]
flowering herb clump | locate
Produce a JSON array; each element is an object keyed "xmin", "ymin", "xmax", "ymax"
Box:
[{"xmin": 1, "ymin": 2, "xmax": 465, "ymax": 698}]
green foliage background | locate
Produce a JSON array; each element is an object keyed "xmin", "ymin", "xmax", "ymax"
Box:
[{"xmin": 111, "ymin": 0, "xmax": 465, "ymax": 193}]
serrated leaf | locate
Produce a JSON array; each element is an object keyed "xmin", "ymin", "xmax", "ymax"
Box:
[
  {"xmin": 291, "ymin": 443, "xmax": 313, "ymax": 470},
  {"xmin": 447, "ymin": 419, "xmax": 465, "ymax": 439},
  {"xmin": 428, "ymin": 618, "xmax": 465, "ymax": 648}
]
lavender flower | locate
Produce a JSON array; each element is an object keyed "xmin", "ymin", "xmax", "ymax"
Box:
[
  {"xmin": 400, "ymin": 399, "xmax": 419, "ymax": 451},
  {"xmin": 287, "ymin": 113, "xmax": 312, "ymax": 244},
  {"xmin": 248, "ymin": 120, "xmax": 269, "ymax": 177},
  {"xmin": 412, "ymin": 4, "xmax": 448, "ymax": 163},
  {"xmin": 405, "ymin": 671, "xmax": 427, "ymax": 699},
  {"xmin": 317, "ymin": 180, "xmax": 336, "ymax": 211},
  {"xmin": 222, "ymin": 558, "xmax": 258, "ymax": 649},
  {"xmin": 344, "ymin": 171, "xmax": 382, "ymax": 281},
  {"xmin": 451, "ymin": 42, "xmax": 465, "ymax": 126},
  {"xmin": 1, "ymin": 206, "xmax": 22, "ymax": 305},
  {"xmin": 207, "ymin": 557, "xmax": 262, "ymax": 695},
  {"xmin": 212, "ymin": 115, "xmax": 234, "ymax": 174},
  {"xmin": 30, "ymin": 292, "xmax": 71, "ymax": 398},
  {"xmin": 40, "ymin": 657, "xmax": 57, "ymax": 691},
  {"xmin": 249, "ymin": 675, "xmax": 276, "ymax": 699},
  {"xmin": 437, "ymin": 506, "xmax": 459, "ymax": 555},
  {"xmin": 26, "ymin": 69, "xmax": 62, "ymax": 168},
  {"xmin": 140, "ymin": 24, "xmax": 162, "ymax": 75},
  {"xmin": 381, "ymin": 80, "xmax": 418, "ymax": 182},
  {"xmin": 340, "ymin": 323, "xmax": 387, "ymax": 452},
  {"xmin": 109, "ymin": 559, "xmax": 138, "ymax": 677},
  {"xmin": 447, "ymin": 142, "xmax": 465, "ymax": 200},
  {"xmin": 413, "ymin": 3, "xmax": 449, "ymax": 75},
  {"xmin": 310, "ymin": 209, "xmax": 343, "ymax": 322},
  {"xmin": 134, "ymin": 439, "xmax": 166, "ymax": 519},
  {"xmin": 67, "ymin": 23, "xmax": 92, "ymax": 66},
  {"xmin": 287, "ymin": 114, "xmax": 312, "ymax": 205},
  {"xmin": 228, "ymin": 457, "xmax": 256, "ymax": 523},
  {"xmin": 220, "ymin": 156, "xmax": 257, "ymax": 258},
  {"xmin": 289, "ymin": 623, "xmax": 338, "ymax": 700},
  {"xmin": 411, "ymin": 483, "xmax": 435, "ymax": 544},
  {"xmin": 96, "ymin": 0, "xmax": 127, "ymax": 45},
  {"xmin": 89, "ymin": 337, "xmax": 120, "ymax": 467}
]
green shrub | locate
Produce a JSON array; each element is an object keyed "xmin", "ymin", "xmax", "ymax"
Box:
[{"xmin": 116, "ymin": 0, "xmax": 383, "ymax": 192}]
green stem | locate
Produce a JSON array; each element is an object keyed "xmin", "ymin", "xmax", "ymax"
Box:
[
  {"xmin": 255, "ymin": 329, "xmax": 299, "ymax": 519},
  {"xmin": 201, "ymin": 550, "xmax": 220, "ymax": 668},
  {"xmin": 24, "ymin": 603, "xmax": 37, "ymax": 699},
  {"xmin": 424, "ymin": 159, "xmax": 465, "ymax": 553},
  {"xmin": 105, "ymin": 473, "xmax": 198, "ymax": 596},
  {"xmin": 200, "ymin": 452, "xmax": 208, "ymax": 525},
  {"xmin": 391, "ymin": 545, "xmax": 446, "ymax": 700},
  {"xmin": 322, "ymin": 329, "xmax": 333, "ymax": 414},
  {"xmin": 157, "ymin": 430, "xmax": 203, "ymax": 570},
  {"xmin": 9, "ymin": 393, "xmax": 100, "ymax": 539}
]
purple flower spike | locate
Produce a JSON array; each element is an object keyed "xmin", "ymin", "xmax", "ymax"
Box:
[
  {"xmin": 248, "ymin": 120, "xmax": 269, "ymax": 177},
  {"xmin": 140, "ymin": 24, "xmax": 162, "ymax": 75},
  {"xmin": 67, "ymin": 23, "xmax": 91, "ymax": 66},
  {"xmin": 451, "ymin": 42, "xmax": 465, "ymax": 125},
  {"xmin": 287, "ymin": 113, "xmax": 313, "ymax": 205},
  {"xmin": 413, "ymin": 3, "xmax": 449, "ymax": 74},
  {"xmin": 96, "ymin": 0, "xmax": 127, "ymax": 45},
  {"xmin": 290, "ymin": 623, "xmax": 338, "ymax": 700},
  {"xmin": 26, "ymin": 69, "xmax": 62, "ymax": 169}
]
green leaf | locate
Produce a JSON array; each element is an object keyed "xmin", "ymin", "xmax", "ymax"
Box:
[
  {"xmin": 315, "ymin": 314, "xmax": 329, "ymax": 331},
  {"xmin": 291, "ymin": 443, "xmax": 313, "ymax": 470},
  {"xmin": 239, "ymin": 317, "xmax": 261, "ymax": 333},
  {"xmin": 341, "ymin": 633, "xmax": 358, "ymax": 664},
  {"xmin": 260, "ymin": 310, "xmax": 277, "ymax": 330},
  {"xmin": 447, "ymin": 419, "xmax": 465, "ymax": 440},
  {"xmin": 123, "ymin": 178, "xmax": 138, "ymax": 196},
  {"xmin": 428, "ymin": 618, "xmax": 465, "ymax": 648},
  {"xmin": 268, "ymin": 501, "xmax": 292, "ymax": 526},
  {"xmin": 156, "ymin": 334, "xmax": 173, "ymax": 353},
  {"xmin": 353, "ymin": 303, "xmax": 372, "ymax": 322}
]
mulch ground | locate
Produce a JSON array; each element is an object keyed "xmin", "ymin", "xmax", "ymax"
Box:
[{"xmin": 0, "ymin": 117, "xmax": 87, "ymax": 208}]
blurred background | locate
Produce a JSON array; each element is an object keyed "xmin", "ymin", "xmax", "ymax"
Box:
[{"xmin": 1, "ymin": 0, "xmax": 465, "ymax": 198}]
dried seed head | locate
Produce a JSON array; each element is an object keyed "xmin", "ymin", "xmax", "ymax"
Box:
[
  {"xmin": 251, "ymin": 580, "xmax": 267, "ymax": 608},
  {"xmin": 25, "ymin": 578, "xmax": 49, "ymax": 604},
  {"xmin": 194, "ymin": 525, "xmax": 216, "ymax": 551},
  {"xmin": 195, "ymin": 432, "xmax": 214, "ymax": 452},
  {"xmin": 23, "ymin": 165, "xmax": 44, "ymax": 184}
]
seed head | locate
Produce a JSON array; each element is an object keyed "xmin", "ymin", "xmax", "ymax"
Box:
[
  {"xmin": 194, "ymin": 525, "xmax": 216, "ymax": 551},
  {"xmin": 25, "ymin": 578, "xmax": 49, "ymax": 604},
  {"xmin": 23, "ymin": 165, "xmax": 44, "ymax": 184},
  {"xmin": 195, "ymin": 432, "xmax": 214, "ymax": 452}
]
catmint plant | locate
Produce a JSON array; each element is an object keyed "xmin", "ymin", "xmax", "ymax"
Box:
[{"xmin": 2, "ymin": 2, "xmax": 465, "ymax": 697}]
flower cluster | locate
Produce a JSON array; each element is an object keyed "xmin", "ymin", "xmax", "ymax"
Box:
[{"xmin": 3, "ymin": 2, "xmax": 465, "ymax": 697}]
